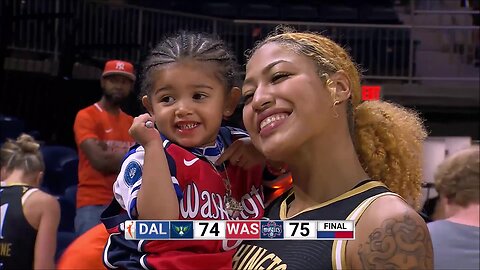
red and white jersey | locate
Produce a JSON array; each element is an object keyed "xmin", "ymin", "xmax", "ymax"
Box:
[{"xmin": 102, "ymin": 126, "xmax": 265, "ymax": 269}]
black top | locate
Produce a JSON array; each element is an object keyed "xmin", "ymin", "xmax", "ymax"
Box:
[
  {"xmin": 0, "ymin": 185, "xmax": 38, "ymax": 270},
  {"xmin": 233, "ymin": 180, "xmax": 393, "ymax": 270}
]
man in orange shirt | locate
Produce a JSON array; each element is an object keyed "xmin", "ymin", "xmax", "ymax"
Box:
[{"xmin": 73, "ymin": 60, "xmax": 135, "ymax": 236}]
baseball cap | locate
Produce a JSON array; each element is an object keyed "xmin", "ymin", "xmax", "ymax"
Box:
[{"xmin": 102, "ymin": 60, "xmax": 136, "ymax": 81}]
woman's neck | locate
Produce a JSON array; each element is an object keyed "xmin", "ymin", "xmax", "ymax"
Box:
[
  {"xmin": 2, "ymin": 170, "xmax": 36, "ymax": 186},
  {"xmin": 447, "ymin": 203, "xmax": 480, "ymax": 227},
  {"xmin": 285, "ymin": 133, "xmax": 368, "ymax": 217}
]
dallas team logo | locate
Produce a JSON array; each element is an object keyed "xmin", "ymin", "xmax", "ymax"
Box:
[
  {"xmin": 170, "ymin": 221, "xmax": 194, "ymax": 239},
  {"xmin": 124, "ymin": 220, "xmax": 136, "ymax": 239},
  {"xmin": 260, "ymin": 220, "xmax": 284, "ymax": 239}
]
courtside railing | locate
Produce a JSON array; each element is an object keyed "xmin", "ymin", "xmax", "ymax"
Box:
[{"xmin": 4, "ymin": 0, "xmax": 479, "ymax": 82}]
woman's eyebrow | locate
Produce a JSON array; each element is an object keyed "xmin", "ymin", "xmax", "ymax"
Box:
[{"xmin": 244, "ymin": 60, "xmax": 289, "ymax": 86}]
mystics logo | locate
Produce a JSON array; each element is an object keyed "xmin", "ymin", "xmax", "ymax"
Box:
[
  {"xmin": 260, "ymin": 221, "xmax": 283, "ymax": 239},
  {"xmin": 124, "ymin": 220, "xmax": 136, "ymax": 239}
]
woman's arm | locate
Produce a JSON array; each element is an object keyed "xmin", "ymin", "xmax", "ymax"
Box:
[
  {"xmin": 34, "ymin": 194, "xmax": 60, "ymax": 269},
  {"xmin": 348, "ymin": 195, "xmax": 433, "ymax": 269}
]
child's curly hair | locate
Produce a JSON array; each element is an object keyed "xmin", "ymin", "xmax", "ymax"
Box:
[{"xmin": 250, "ymin": 26, "xmax": 428, "ymax": 208}]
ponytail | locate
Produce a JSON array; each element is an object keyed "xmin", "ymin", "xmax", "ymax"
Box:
[{"xmin": 354, "ymin": 101, "xmax": 427, "ymax": 208}]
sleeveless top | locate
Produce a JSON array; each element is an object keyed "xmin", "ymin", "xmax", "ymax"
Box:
[
  {"xmin": 233, "ymin": 180, "xmax": 400, "ymax": 270},
  {"xmin": 0, "ymin": 185, "xmax": 38, "ymax": 270}
]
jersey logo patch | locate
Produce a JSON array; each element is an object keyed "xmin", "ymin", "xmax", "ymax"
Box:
[
  {"xmin": 124, "ymin": 160, "xmax": 142, "ymax": 187},
  {"xmin": 184, "ymin": 158, "xmax": 199, "ymax": 167}
]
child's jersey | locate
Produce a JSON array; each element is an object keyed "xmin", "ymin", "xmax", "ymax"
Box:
[{"xmin": 102, "ymin": 126, "xmax": 265, "ymax": 270}]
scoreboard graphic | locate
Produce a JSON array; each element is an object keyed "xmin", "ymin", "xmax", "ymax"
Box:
[{"xmin": 124, "ymin": 220, "xmax": 354, "ymax": 240}]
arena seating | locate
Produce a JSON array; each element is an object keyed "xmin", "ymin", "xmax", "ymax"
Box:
[
  {"xmin": 132, "ymin": 0, "xmax": 399, "ymax": 24},
  {"xmin": 40, "ymin": 145, "xmax": 78, "ymax": 196},
  {"xmin": 0, "ymin": 115, "xmax": 25, "ymax": 144}
]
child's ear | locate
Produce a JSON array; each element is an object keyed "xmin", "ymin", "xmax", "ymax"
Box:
[
  {"xmin": 224, "ymin": 87, "xmax": 242, "ymax": 118},
  {"xmin": 141, "ymin": 95, "xmax": 154, "ymax": 115}
]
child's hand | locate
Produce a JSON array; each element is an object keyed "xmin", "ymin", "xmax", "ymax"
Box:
[
  {"xmin": 215, "ymin": 137, "xmax": 265, "ymax": 169},
  {"xmin": 129, "ymin": 113, "xmax": 162, "ymax": 148}
]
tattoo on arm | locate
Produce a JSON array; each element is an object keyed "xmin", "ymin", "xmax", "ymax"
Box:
[{"xmin": 358, "ymin": 213, "xmax": 433, "ymax": 269}]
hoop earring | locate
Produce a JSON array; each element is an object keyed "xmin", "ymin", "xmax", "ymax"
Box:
[{"xmin": 332, "ymin": 100, "xmax": 339, "ymax": 118}]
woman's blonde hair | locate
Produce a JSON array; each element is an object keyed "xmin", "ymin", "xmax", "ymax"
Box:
[
  {"xmin": 249, "ymin": 27, "xmax": 427, "ymax": 208},
  {"xmin": 434, "ymin": 146, "xmax": 479, "ymax": 206},
  {"xmin": 0, "ymin": 134, "xmax": 45, "ymax": 177}
]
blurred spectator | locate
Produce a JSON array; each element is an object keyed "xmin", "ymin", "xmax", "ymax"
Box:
[
  {"xmin": 57, "ymin": 224, "xmax": 108, "ymax": 269},
  {"xmin": 428, "ymin": 145, "xmax": 480, "ymax": 270},
  {"xmin": 422, "ymin": 195, "xmax": 445, "ymax": 222},
  {"xmin": 0, "ymin": 134, "xmax": 60, "ymax": 269},
  {"xmin": 73, "ymin": 60, "xmax": 135, "ymax": 236}
]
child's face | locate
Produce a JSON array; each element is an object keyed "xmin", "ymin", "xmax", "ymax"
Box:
[{"xmin": 144, "ymin": 60, "xmax": 232, "ymax": 148}]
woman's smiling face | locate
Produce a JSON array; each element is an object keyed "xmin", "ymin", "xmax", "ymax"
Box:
[{"xmin": 242, "ymin": 42, "xmax": 339, "ymax": 160}]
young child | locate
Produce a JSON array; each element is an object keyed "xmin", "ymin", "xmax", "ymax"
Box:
[
  {"xmin": 0, "ymin": 134, "xmax": 60, "ymax": 269},
  {"xmin": 102, "ymin": 32, "xmax": 278, "ymax": 269}
]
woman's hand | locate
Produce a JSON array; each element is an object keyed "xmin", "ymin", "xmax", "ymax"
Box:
[{"xmin": 216, "ymin": 137, "xmax": 266, "ymax": 169}]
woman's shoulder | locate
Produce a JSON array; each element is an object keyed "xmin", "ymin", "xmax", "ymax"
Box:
[
  {"xmin": 348, "ymin": 195, "xmax": 433, "ymax": 269},
  {"xmin": 359, "ymin": 195, "xmax": 424, "ymax": 227},
  {"xmin": 26, "ymin": 189, "xmax": 60, "ymax": 210},
  {"xmin": 22, "ymin": 188, "xmax": 60, "ymax": 229}
]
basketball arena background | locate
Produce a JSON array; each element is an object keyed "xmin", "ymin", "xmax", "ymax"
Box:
[{"xmin": 0, "ymin": 0, "xmax": 478, "ymax": 259}]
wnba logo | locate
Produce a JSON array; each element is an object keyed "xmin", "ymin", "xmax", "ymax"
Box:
[{"xmin": 124, "ymin": 221, "xmax": 136, "ymax": 239}]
